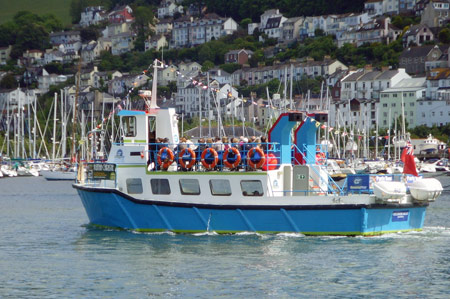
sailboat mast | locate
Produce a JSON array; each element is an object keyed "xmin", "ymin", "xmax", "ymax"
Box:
[
  {"xmin": 72, "ymin": 58, "xmax": 82, "ymax": 162},
  {"xmin": 52, "ymin": 92, "xmax": 57, "ymax": 162}
]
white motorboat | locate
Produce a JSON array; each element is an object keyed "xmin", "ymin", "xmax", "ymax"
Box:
[
  {"xmin": 41, "ymin": 169, "xmax": 76, "ymax": 181},
  {"xmin": 419, "ymin": 160, "xmax": 437, "ymax": 173},
  {"xmin": 419, "ymin": 134, "xmax": 439, "ymax": 153}
]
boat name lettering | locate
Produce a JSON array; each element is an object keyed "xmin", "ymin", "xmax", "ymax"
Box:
[
  {"xmin": 93, "ymin": 164, "xmax": 115, "ymax": 172},
  {"xmin": 392, "ymin": 210, "xmax": 409, "ymax": 222}
]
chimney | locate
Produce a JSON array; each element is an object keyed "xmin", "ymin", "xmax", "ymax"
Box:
[
  {"xmin": 324, "ymin": 55, "xmax": 331, "ymax": 61},
  {"xmin": 381, "ymin": 66, "xmax": 390, "ymax": 72},
  {"xmin": 364, "ymin": 64, "xmax": 373, "ymax": 72},
  {"xmin": 306, "ymin": 57, "xmax": 314, "ymax": 62}
]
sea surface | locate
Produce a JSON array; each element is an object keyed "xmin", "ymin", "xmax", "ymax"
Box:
[{"xmin": 0, "ymin": 175, "xmax": 449, "ymax": 298}]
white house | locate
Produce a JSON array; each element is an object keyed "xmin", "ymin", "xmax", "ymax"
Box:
[{"xmin": 80, "ymin": 6, "xmax": 106, "ymax": 27}]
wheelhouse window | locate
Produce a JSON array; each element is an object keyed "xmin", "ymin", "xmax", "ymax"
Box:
[
  {"xmin": 240, "ymin": 180, "xmax": 263, "ymax": 196},
  {"xmin": 151, "ymin": 179, "xmax": 171, "ymax": 195},
  {"xmin": 209, "ymin": 179, "xmax": 232, "ymax": 196},
  {"xmin": 179, "ymin": 179, "xmax": 200, "ymax": 195},
  {"xmin": 122, "ymin": 116, "xmax": 136, "ymax": 137},
  {"xmin": 126, "ymin": 178, "xmax": 143, "ymax": 194}
]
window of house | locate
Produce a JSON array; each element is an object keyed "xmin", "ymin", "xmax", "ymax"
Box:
[
  {"xmin": 126, "ymin": 178, "xmax": 143, "ymax": 194},
  {"xmin": 150, "ymin": 179, "xmax": 171, "ymax": 195},
  {"xmin": 179, "ymin": 179, "xmax": 200, "ymax": 195},
  {"xmin": 209, "ymin": 179, "xmax": 232, "ymax": 196},
  {"xmin": 240, "ymin": 180, "xmax": 263, "ymax": 196}
]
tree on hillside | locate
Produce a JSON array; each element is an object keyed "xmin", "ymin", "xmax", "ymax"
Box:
[
  {"xmin": 439, "ymin": 28, "xmax": 450, "ymax": 44},
  {"xmin": 0, "ymin": 74, "xmax": 18, "ymax": 89},
  {"xmin": 132, "ymin": 6, "xmax": 155, "ymax": 51}
]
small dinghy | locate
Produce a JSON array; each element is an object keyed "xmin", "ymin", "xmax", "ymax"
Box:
[{"xmin": 408, "ymin": 178, "xmax": 443, "ymax": 202}]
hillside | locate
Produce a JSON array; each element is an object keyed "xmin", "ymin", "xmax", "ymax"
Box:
[{"xmin": 0, "ymin": 0, "xmax": 72, "ymax": 26}]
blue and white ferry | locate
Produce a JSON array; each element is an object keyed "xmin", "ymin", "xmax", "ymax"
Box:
[{"xmin": 73, "ymin": 61, "xmax": 443, "ymax": 236}]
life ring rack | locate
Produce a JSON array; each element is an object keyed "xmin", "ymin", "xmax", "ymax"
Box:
[
  {"xmin": 178, "ymin": 148, "xmax": 196, "ymax": 170},
  {"xmin": 223, "ymin": 147, "xmax": 241, "ymax": 169},
  {"xmin": 201, "ymin": 148, "xmax": 219, "ymax": 170},
  {"xmin": 157, "ymin": 147, "xmax": 175, "ymax": 170},
  {"xmin": 247, "ymin": 147, "xmax": 266, "ymax": 170}
]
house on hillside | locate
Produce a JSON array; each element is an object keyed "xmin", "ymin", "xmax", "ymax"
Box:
[
  {"xmin": 111, "ymin": 32, "xmax": 136, "ymax": 55},
  {"xmin": 38, "ymin": 69, "xmax": 68, "ymax": 92},
  {"xmin": 171, "ymin": 13, "xmax": 238, "ymax": 48},
  {"xmin": 157, "ymin": 0, "xmax": 183, "ymax": 19},
  {"xmin": 402, "ymin": 24, "xmax": 434, "ymax": 47},
  {"xmin": 157, "ymin": 64, "xmax": 178, "ymax": 86},
  {"xmin": 421, "ymin": 0, "xmax": 450, "ymax": 28},
  {"xmin": 280, "ymin": 17, "xmax": 303, "ymax": 43},
  {"xmin": 80, "ymin": 6, "xmax": 107, "ymax": 27},
  {"xmin": 0, "ymin": 45, "xmax": 12, "ymax": 65},
  {"xmin": 43, "ymin": 49, "xmax": 64, "ymax": 65},
  {"xmin": 263, "ymin": 15, "xmax": 287, "ymax": 41},
  {"xmin": 399, "ymin": 44, "xmax": 449, "ymax": 75},
  {"xmin": 81, "ymin": 41, "xmax": 101, "ymax": 64},
  {"xmin": 156, "ymin": 18, "xmax": 173, "ymax": 34},
  {"xmin": 108, "ymin": 5, "xmax": 134, "ymax": 23},
  {"xmin": 108, "ymin": 74, "xmax": 148, "ymax": 95},
  {"xmin": 224, "ymin": 49, "xmax": 253, "ymax": 65},
  {"xmin": 145, "ymin": 34, "xmax": 168, "ymax": 51},
  {"xmin": 49, "ymin": 31, "xmax": 81, "ymax": 46}
]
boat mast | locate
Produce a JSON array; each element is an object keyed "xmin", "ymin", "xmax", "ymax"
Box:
[
  {"xmin": 72, "ymin": 58, "xmax": 82, "ymax": 163},
  {"xmin": 52, "ymin": 92, "xmax": 57, "ymax": 162}
]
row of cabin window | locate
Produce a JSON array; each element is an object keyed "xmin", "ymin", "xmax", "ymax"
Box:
[{"xmin": 126, "ymin": 178, "xmax": 264, "ymax": 197}]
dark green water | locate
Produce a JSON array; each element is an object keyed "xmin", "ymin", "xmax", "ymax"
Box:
[{"xmin": 0, "ymin": 176, "xmax": 449, "ymax": 297}]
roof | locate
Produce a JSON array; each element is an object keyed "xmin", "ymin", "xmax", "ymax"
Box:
[
  {"xmin": 427, "ymin": 68, "xmax": 450, "ymax": 80},
  {"xmin": 400, "ymin": 45, "xmax": 448, "ymax": 59},
  {"xmin": 358, "ymin": 70, "xmax": 381, "ymax": 81},
  {"xmin": 50, "ymin": 30, "xmax": 80, "ymax": 37},
  {"xmin": 342, "ymin": 69, "xmax": 365, "ymax": 82},
  {"xmin": 226, "ymin": 49, "xmax": 253, "ymax": 55},
  {"xmin": 403, "ymin": 24, "xmax": 431, "ymax": 37},
  {"xmin": 383, "ymin": 77, "xmax": 427, "ymax": 92},
  {"xmin": 376, "ymin": 69, "xmax": 399, "ymax": 80},
  {"xmin": 265, "ymin": 16, "xmax": 282, "ymax": 29}
]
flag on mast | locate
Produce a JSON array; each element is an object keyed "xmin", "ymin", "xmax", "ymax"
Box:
[{"xmin": 401, "ymin": 141, "xmax": 418, "ymax": 176}]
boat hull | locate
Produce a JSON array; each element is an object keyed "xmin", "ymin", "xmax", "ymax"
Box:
[
  {"xmin": 41, "ymin": 170, "xmax": 76, "ymax": 181},
  {"xmin": 74, "ymin": 185, "xmax": 427, "ymax": 236}
]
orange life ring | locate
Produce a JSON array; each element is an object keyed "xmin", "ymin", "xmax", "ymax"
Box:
[
  {"xmin": 247, "ymin": 147, "xmax": 266, "ymax": 169},
  {"xmin": 178, "ymin": 148, "xmax": 196, "ymax": 169},
  {"xmin": 223, "ymin": 147, "xmax": 241, "ymax": 169},
  {"xmin": 201, "ymin": 148, "xmax": 218, "ymax": 170},
  {"xmin": 157, "ymin": 147, "xmax": 174, "ymax": 170},
  {"xmin": 316, "ymin": 152, "xmax": 326, "ymax": 165}
]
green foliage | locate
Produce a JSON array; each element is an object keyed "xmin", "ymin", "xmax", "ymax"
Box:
[
  {"xmin": 391, "ymin": 15, "xmax": 420, "ymax": 31},
  {"xmin": 132, "ymin": 6, "xmax": 155, "ymax": 51},
  {"xmin": 202, "ymin": 60, "xmax": 214, "ymax": 72},
  {"xmin": 439, "ymin": 28, "xmax": 450, "ymax": 44},
  {"xmin": 80, "ymin": 26, "xmax": 101, "ymax": 43},
  {"xmin": 219, "ymin": 63, "xmax": 242, "ymax": 74},
  {"xmin": 0, "ymin": 0, "xmax": 71, "ymax": 26},
  {"xmin": 0, "ymin": 73, "xmax": 18, "ymax": 89}
]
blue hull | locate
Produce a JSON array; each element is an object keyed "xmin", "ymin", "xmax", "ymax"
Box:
[{"xmin": 75, "ymin": 186, "xmax": 427, "ymax": 236}]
